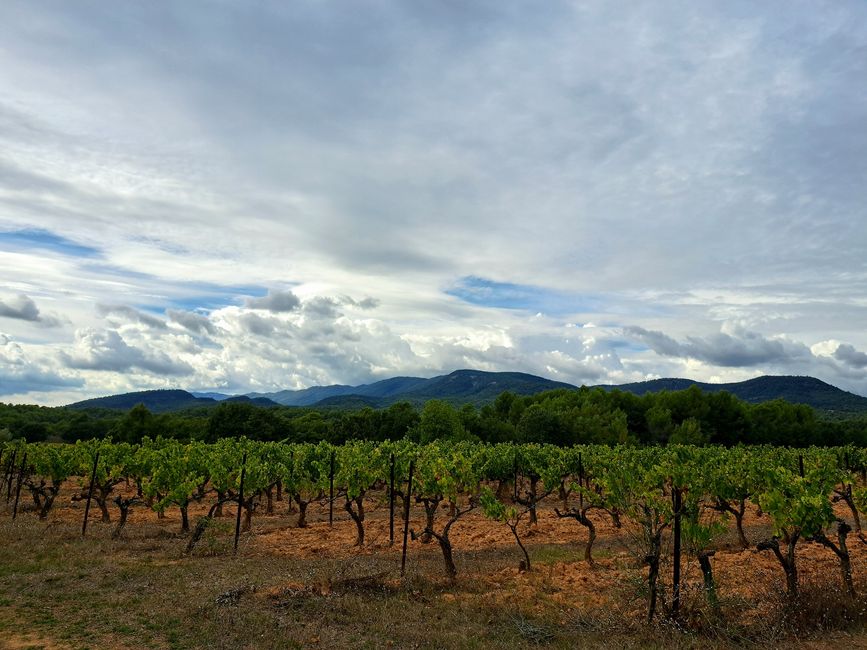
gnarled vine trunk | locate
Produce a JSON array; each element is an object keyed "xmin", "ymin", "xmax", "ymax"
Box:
[
  {"xmin": 419, "ymin": 497, "xmax": 441, "ymax": 544},
  {"xmin": 293, "ymin": 494, "xmax": 309, "ymax": 528},
  {"xmin": 416, "ymin": 502, "xmax": 475, "ymax": 581},
  {"xmin": 814, "ymin": 521, "xmax": 855, "ymax": 598},
  {"xmin": 758, "ymin": 533, "xmax": 800, "ymax": 602},
  {"xmin": 698, "ymin": 551, "xmax": 720, "ymax": 617},
  {"xmin": 645, "ymin": 530, "xmax": 663, "ymax": 623},
  {"xmin": 344, "ymin": 494, "xmax": 365, "ymax": 546},
  {"xmin": 555, "ymin": 506, "xmax": 598, "ymax": 565}
]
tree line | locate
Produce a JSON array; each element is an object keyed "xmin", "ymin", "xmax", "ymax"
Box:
[{"xmin": 2, "ymin": 385, "xmax": 866, "ymax": 447}]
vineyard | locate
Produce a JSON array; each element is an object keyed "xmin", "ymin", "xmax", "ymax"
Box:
[{"xmin": 2, "ymin": 438, "xmax": 867, "ymax": 648}]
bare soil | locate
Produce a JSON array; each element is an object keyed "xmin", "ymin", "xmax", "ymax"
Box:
[{"xmin": 1, "ymin": 480, "xmax": 867, "ymax": 649}]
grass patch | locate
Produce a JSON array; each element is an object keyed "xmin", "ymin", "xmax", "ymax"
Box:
[
  {"xmin": 530, "ymin": 544, "xmax": 613, "ymax": 565},
  {"xmin": 3, "ymin": 504, "xmax": 867, "ymax": 649}
]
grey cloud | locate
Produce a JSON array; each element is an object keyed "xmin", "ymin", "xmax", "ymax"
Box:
[
  {"xmin": 304, "ymin": 296, "xmax": 340, "ymax": 319},
  {"xmin": 239, "ymin": 313, "xmax": 278, "ymax": 337},
  {"xmin": 61, "ymin": 329, "xmax": 193, "ymax": 376},
  {"xmin": 0, "ymin": 294, "xmax": 62, "ymax": 327},
  {"xmin": 0, "ymin": 159, "xmax": 73, "ymax": 194},
  {"xmin": 245, "ymin": 290, "xmax": 300, "ymax": 313},
  {"xmin": 0, "ymin": 368, "xmax": 84, "ymax": 395},
  {"xmin": 0, "ymin": 334, "xmax": 84, "ymax": 395},
  {"xmin": 622, "ymin": 326, "xmax": 683, "ymax": 358},
  {"xmin": 624, "ymin": 325, "xmax": 811, "ymax": 368},
  {"xmin": 2, "ymin": 3, "xmax": 867, "ymax": 401},
  {"xmin": 687, "ymin": 330, "xmax": 811, "ymax": 368},
  {"xmin": 97, "ymin": 304, "xmax": 167, "ymax": 329},
  {"xmin": 340, "ymin": 295, "xmax": 380, "ymax": 310},
  {"xmin": 0, "ymin": 294, "xmax": 40, "ymax": 321},
  {"xmin": 167, "ymin": 309, "xmax": 216, "ymax": 335},
  {"xmin": 834, "ymin": 343, "xmax": 867, "ymax": 370}
]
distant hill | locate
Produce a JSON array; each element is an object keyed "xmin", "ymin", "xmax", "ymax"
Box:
[
  {"xmin": 67, "ymin": 389, "xmax": 279, "ymax": 412},
  {"xmin": 65, "ymin": 372, "xmax": 867, "ymax": 416},
  {"xmin": 314, "ymin": 394, "xmax": 384, "ymax": 409},
  {"xmin": 254, "ymin": 370, "xmax": 574, "ymax": 408},
  {"xmin": 396, "ymin": 370, "xmax": 575, "ymax": 406},
  {"xmin": 191, "ymin": 391, "xmax": 232, "ymax": 401},
  {"xmin": 67, "ymin": 389, "xmax": 216, "ymax": 413},
  {"xmin": 602, "ymin": 375, "xmax": 867, "ymax": 416},
  {"xmin": 247, "ymin": 376, "xmax": 429, "ymax": 406},
  {"xmin": 222, "ymin": 395, "xmax": 281, "ymax": 407}
]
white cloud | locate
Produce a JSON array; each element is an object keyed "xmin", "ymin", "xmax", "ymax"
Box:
[
  {"xmin": 97, "ymin": 304, "xmax": 167, "ymax": 330},
  {"xmin": 166, "ymin": 309, "xmax": 217, "ymax": 336},
  {"xmin": 0, "ymin": 2, "xmax": 866, "ymax": 402},
  {"xmin": 0, "ymin": 333, "xmax": 83, "ymax": 395},
  {"xmin": 0, "ymin": 293, "xmax": 62, "ymax": 327},
  {"xmin": 244, "ymin": 290, "xmax": 301, "ymax": 313},
  {"xmin": 60, "ymin": 328, "xmax": 193, "ymax": 377}
]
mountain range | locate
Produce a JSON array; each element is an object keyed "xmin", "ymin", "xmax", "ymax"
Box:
[{"xmin": 65, "ymin": 369, "xmax": 867, "ymax": 416}]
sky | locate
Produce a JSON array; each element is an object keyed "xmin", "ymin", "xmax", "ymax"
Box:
[{"xmin": 1, "ymin": 1, "xmax": 867, "ymax": 405}]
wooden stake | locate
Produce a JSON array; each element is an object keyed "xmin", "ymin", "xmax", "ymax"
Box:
[
  {"xmin": 672, "ymin": 486, "xmax": 682, "ymax": 620},
  {"xmin": 512, "ymin": 456, "xmax": 519, "ymax": 501},
  {"xmin": 234, "ymin": 452, "xmax": 247, "ymax": 554},
  {"xmin": 400, "ymin": 460, "xmax": 414, "ymax": 577},
  {"xmin": 578, "ymin": 452, "xmax": 584, "ymax": 510},
  {"xmin": 81, "ymin": 451, "xmax": 100, "ymax": 536},
  {"xmin": 4, "ymin": 449, "xmax": 17, "ymax": 502},
  {"xmin": 389, "ymin": 453, "xmax": 395, "ymax": 546},
  {"xmin": 328, "ymin": 451, "xmax": 335, "ymax": 527},
  {"xmin": 12, "ymin": 452, "xmax": 27, "ymax": 520}
]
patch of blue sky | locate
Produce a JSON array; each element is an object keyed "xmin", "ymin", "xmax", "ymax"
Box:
[
  {"xmin": 79, "ymin": 262, "xmax": 155, "ymax": 280},
  {"xmin": 81, "ymin": 258, "xmax": 281, "ymax": 313},
  {"xmin": 446, "ymin": 276, "xmax": 600, "ymax": 316},
  {"xmin": 0, "ymin": 228, "xmax": 101, "ymax": 258},
  {"xmin": 606, "ymin": 339, "xmax": 649, "ymax": 353},
  {"xmin": 186, "ymin": 282, "xmax": 269, "ymax": 297},
  {"xmin": 142, "ymin": 284, "xmax": 271, "ymax": 313}
]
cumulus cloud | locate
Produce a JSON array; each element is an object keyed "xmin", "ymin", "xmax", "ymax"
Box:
[
  {"xmin": 0, "ymin": 333, "xmax": 83, "ymax": 395},
  {"xmin": 238, "ymin": 312, "xmax": 279, "ymax": 337},
  {"xmin": 339, "ymin": 295, "xmax": 380, "ymax": 310},
  {"xmin": 97, "ymin": 304, "xmax": 167, "ymax": 329},
  {"xmin": 304, "ymin": 296, "xmax": 340, "ymax": 319},
  {"xmin": 624, "ymin": 323, "xmax": 812, "ymax": 367},
  {"xmin": 2, "ymin": 3, "xmax": 867, "ymax": 401},
  {"xmin": 0, "ymin": 294, "xmax": 62, "ymax": 327},
  {"xmin": 834, "ymin": 343, "xmax": 867, "ymax": 369},
  {"xmin": 0, "ymin": 294, "xmax": 39, "ymax": 321},
  {"xmin": 166, "ymin": 309, "xmax": 216, "ymax": 335},
  {"xmin": 60, "ymin": 328, "xmax": 193, "ymax": 376},
  {"xmin": 244, "ymin": 290, "xmax": 301, "ymax": 313}
]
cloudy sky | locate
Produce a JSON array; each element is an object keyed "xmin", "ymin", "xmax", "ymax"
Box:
[{"xmin": 1, "ymin": 1, "xmax": 867, "ymax": 405}]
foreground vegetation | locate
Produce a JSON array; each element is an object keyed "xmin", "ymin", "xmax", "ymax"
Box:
[
  {"xmin": 4, "ymin": 384, "xmax": 867, "ymax": 447},
  {"xmin": 2, "ymin": 455, "xmax": 867, "ymax": 649},
  {"xmin": 4, "ymin": 382, "xmax": 867, "ymax": 647},
  {"xmin": 3, "ymin": 438, "xmax": 867, "ymax": 648}
]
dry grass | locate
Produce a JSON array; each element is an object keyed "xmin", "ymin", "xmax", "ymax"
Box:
[{"xmin": 2, "ymin": 487, "xmax": 867, "ymax": 649}]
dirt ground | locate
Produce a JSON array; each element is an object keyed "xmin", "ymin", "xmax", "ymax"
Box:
[{"xmin": 2, "ymin": 480, "xmax": 867, "ymax": 649}]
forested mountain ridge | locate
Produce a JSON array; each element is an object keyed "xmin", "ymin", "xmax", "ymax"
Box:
[
  {"xmin": 67, "ymin": 389, "xmax": 212, "ymax": 412},
  {"xmin": 67, "ymin": 390, "xmax": 279, "ymax": 413},
  {"xmin": 245, "ymin": 376, "xmax": 429, "ymax": 406},
  {"xmin": 5, "ymin": 371, "xmax": 865, "ymax": 447},
  {"xmin": 62, "ymin": 370, "xmax": 867, "ymax": 416},
  {"xmin": 605, "ymin": 375, "xmax": 867, "ymax": 417},
  {"xmin": 303, "ymin": 370, "xmax": 575, "ymax": 408}
]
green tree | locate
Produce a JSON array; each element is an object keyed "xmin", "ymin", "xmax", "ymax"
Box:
[
  {"xmin": 669, "ymin": 417, "xmax": 708, "ymax": 445},
  {"xmin": 411, "ymin": 400, "xmax": 467, "ymax": 443}
]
